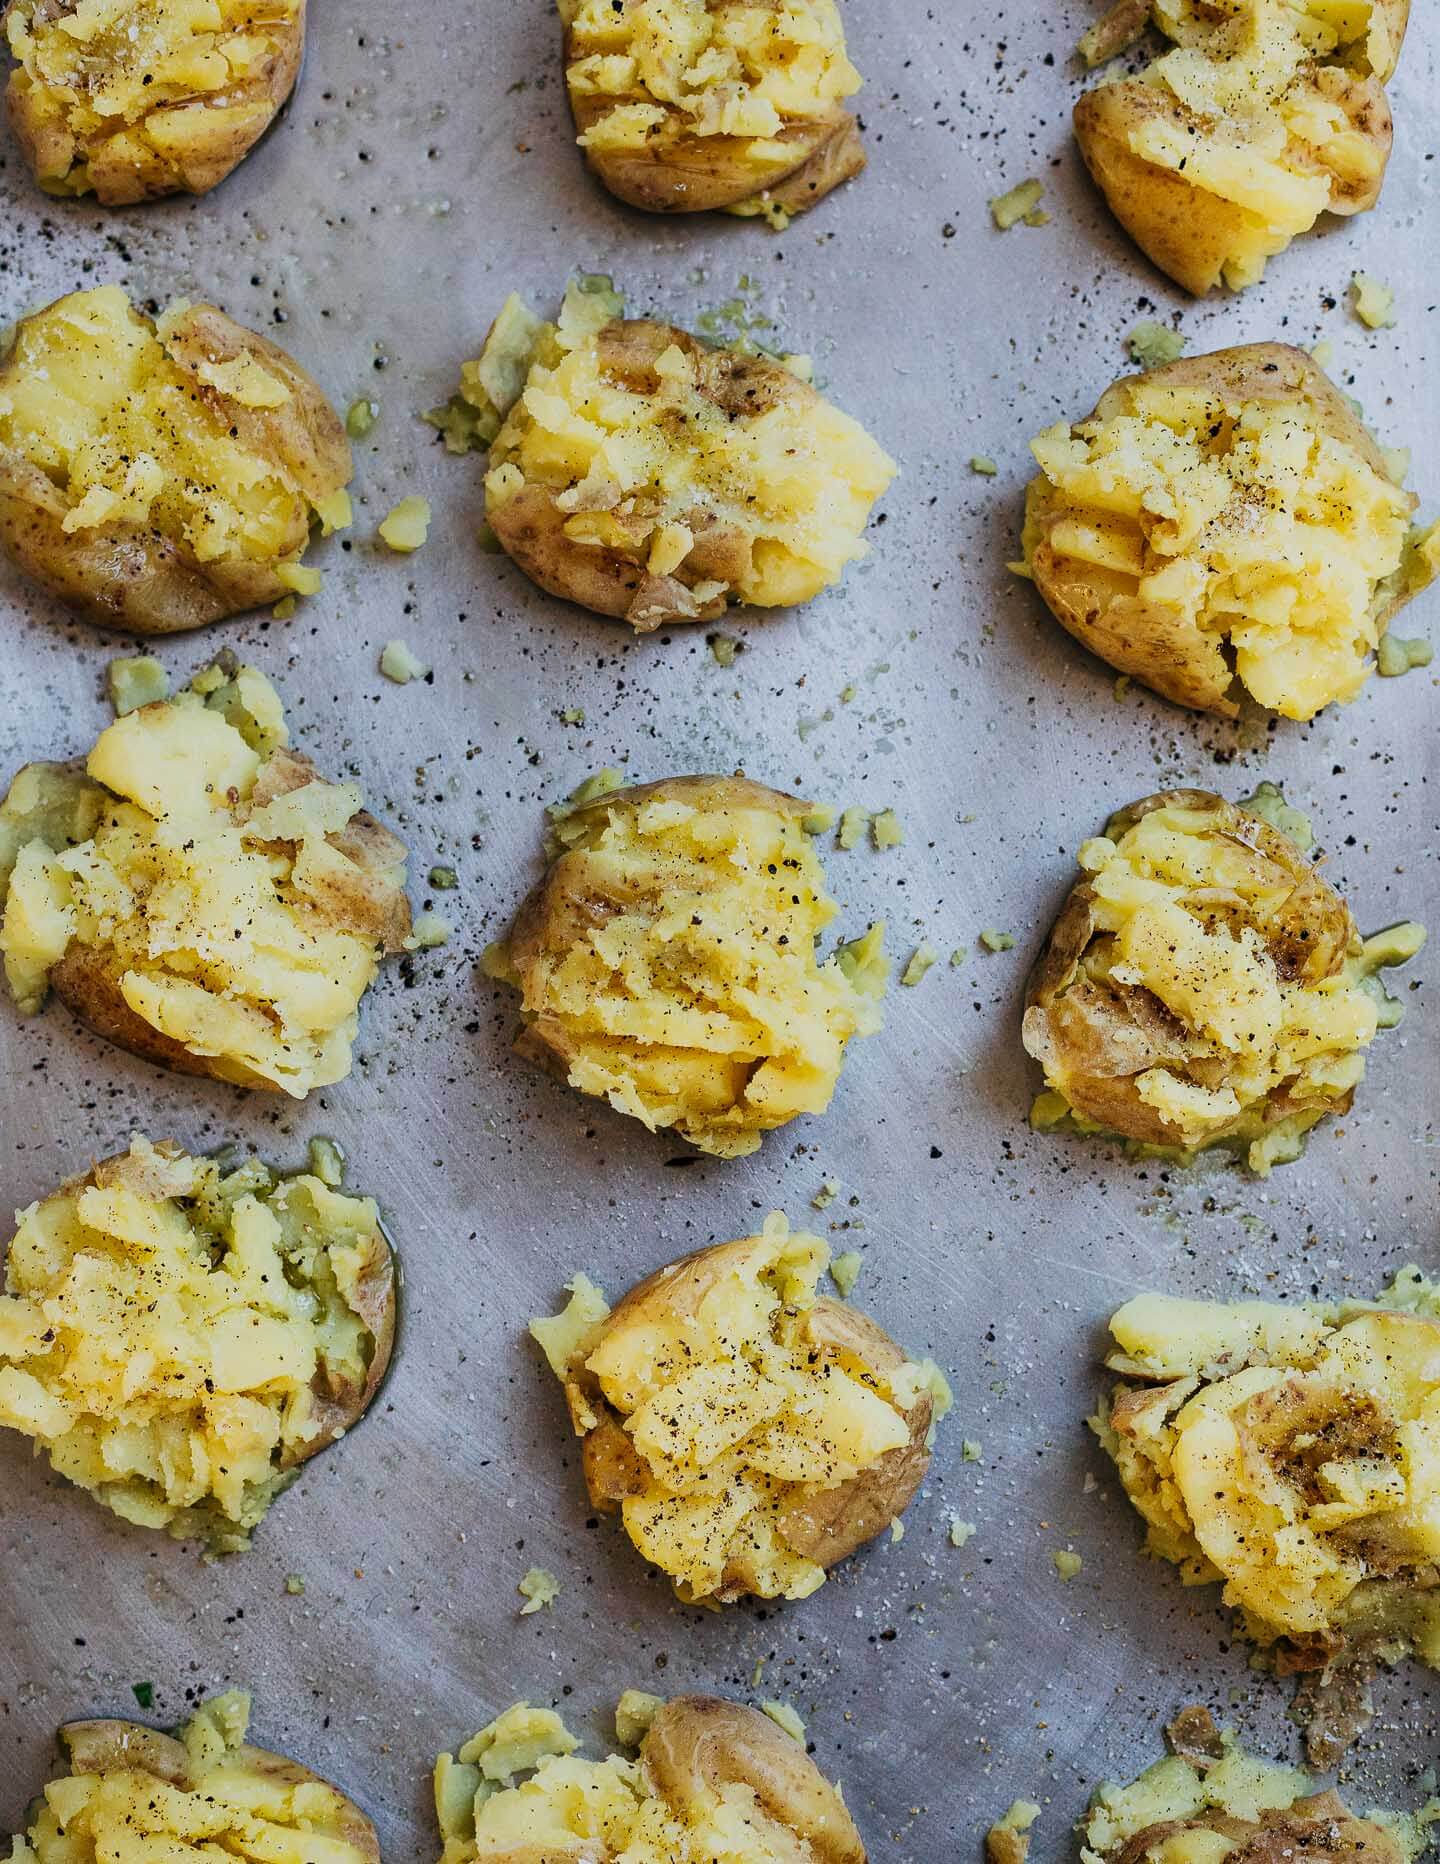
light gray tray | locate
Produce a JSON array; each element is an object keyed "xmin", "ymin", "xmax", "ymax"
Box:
[{"xmin": 1, "ymin": 3, "xmax": 1437, "ymax": 1856}]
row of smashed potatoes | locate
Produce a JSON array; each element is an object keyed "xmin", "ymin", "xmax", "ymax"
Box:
[{"xmin": 2, "ymin": 0, "xmax": 1438, "ymax": 1858}]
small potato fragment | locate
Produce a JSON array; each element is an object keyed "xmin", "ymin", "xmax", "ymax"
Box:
[
  {"xmin": 5, "ymin": 0, "xmax": 306, "ymax": 203},
  {"xmin": 0, "ymin": 655, "xmax": 411, "ymax": 1095},
  {"xmin": 1021, "ymin": 343, "xmax": 1439, "ymax": 720},
  {"xmin": 1096, "ymin": 1272, "xmax": 1440, "ymax": 1763},
  {"xmin": 433, "ymin": 1693, "xmax": 866, "ymax": 1863},
  {"xmin": 1023, "ymin": 789, "xmax": 1424, "ymax": 1173},
  {"xmin": 487, "ymin": 773, "xmax": 888, "ymax": 1156},
  {"xmin": 1073, "ymin": 0, "xmax": 1411, "ymax": 295},
  {"xmin": 0, "ymin": 285, "xmax": 352, "ymax": 633},
  {"xmin": 0, "ymin": 1136, "xmax": 396, "ymax": 1550},
  {"xmin": 531, "ymin": 1213, "xmax": 944, "ymax": 1604},
  {"xmin": 447, "ymin": 276, "xmax": 896, "ymax": 631},
  {"xmin": 561, "ymin": 0, "xmax": 865, "ymax": 222},
  {"xmin": 1079, "ymin": 1710, "xmax": 1416, "ymax": 1862},
  {"xmin": 14, "ymin": 1692, "xmax": 378, "ymax": 1863}
]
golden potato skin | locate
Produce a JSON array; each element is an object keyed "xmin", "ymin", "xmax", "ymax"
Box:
[
  {"xmin": 569, "ymin": 1239, "xmax": 934, "ymax": 1595},
  {"xmin": 1024, "ymin": 790, "xmax": 1362, "ymax": 1151},
  {"xmin": 0, "ymin": 291, "xmax": 352, "ymax": 635},
  {"xmin": 1024, "ymin": 343, "xmax": 1419, "ymax": 719},
  {"xmin": 643, "ymin": 1697, "xmax": 866, "ymax": 1864},
  {"xmin": 1074, "ymin": 1, "xmax": 1410, "ymax": 295},
  {"xmin": 4, "ymin": 0, "xmax": 306, "ymax": 204}
]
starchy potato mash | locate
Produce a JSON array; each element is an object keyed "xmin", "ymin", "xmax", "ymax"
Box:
[
  {"xmin": 453, "ymin": 276, "xmax": 896, "ymax": 630},
  {"xmin": 1074, "ymin": 0, "xmax": 1411, "ymax": 294},
  {"xmin": 1024, "ymin": 788, "xmax": 1424, "ymax": 1173},
  {"xmin": 0, "ymin": 655, "xmax": 411, "ymax": 1093},
  {"xmin": 0, "ymin": 285, "xmax": 352, "ymax": 632},
  {"xmin": 531, "ymin": 1213, "xmax": 945, "ymax": 1603},
  {"xmin": 1096, "ymin": 1274, "xmax": 1440, "ymax": 1761},
  {"xmin": 14, "ymin": 1691, "xmax": 379, "ymax": 1863},
  {"xmin": 1022, "ymin": 344, "xmax": 1440, "ymax": 719},
  {"xmin": 560, "ymin": 0, "xmax": 865, "ymax": 222},
  {"xmin": 434, "ymin": 1694, "xmax": 866, "ymax": 1863},
  {"xmin": 1081, "ymin": 1705, "xmax": 1428, "ymax": 1863},
  {"xmin": 486, "ymin": 774, "xmax": 888, "ymax": 1155},
  {"xmin": 5, "ymin": 0, "xmax": 306, "ymax": 203},
  {"xmin": 0, "ymin": 1136, "xmax": 395, "ymax": 1549}
]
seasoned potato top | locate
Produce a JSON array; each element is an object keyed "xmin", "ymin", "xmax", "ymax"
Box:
[
  {"xmin": 0, "ymin": 285, "xmax": 350, "ymax": 581},
  {"xmin": 0, "ymin": 1137, "xmax": 393, "ymax": 1549},
  {"xmin": 1079, "ymin": 0, "xmax": 1405, "ymax": 292},
  {"xmin": 468, "ymin": 277, "xmax": 896, "ymax": 628},
  {"xmin": 435, "ymin": 1696, "xmax": 865, "ymax": 1864},
  {"xmin": 1096, "ymin": 1275, "xmax": 1440, "ymax": 1657},
  {"xmin": 0, "ymin": 659, "xmax": 410, "ymax": 1095},
  {"xmin": 489, "ymin": 775, "xmax": 888, "ymax": 1156},
  {"xmin": 16, "ymin": 1692, "xmax": 378, "ymax": 1864},
  {"xmin": 1081, "ymin": 1711, "xmax": 1415, "ymax": 1863},
  {"xmin": 5, "ymin": 0, "xmax": 303, "ymax": 201},
  {"xmin": 1024, "ymin": 791, "xmax": 1424, "ymax": 1172},
  {"xmin": 562, "ymin": 0, "xmax": 860, "ymax": 151},
  {"xmin": 533, "ymin": 1215, "xmax": 944, "ymax": 1602},
  {"xmin": 1023, "ymin": 350, "xmax": 1433, "ymax": 719}
]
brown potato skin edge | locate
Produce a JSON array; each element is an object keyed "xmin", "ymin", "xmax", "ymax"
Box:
[
  {"xmin": 641, "ymin": 1696, "xmax": 866, "ymax": 1864},
  {"xmin": 501, "ymin": 774, "xmax": 812, "ymax": 1101},
  {"xmin": 566, "ymin": 1237, "xmax": 933, "ymax": 1597},
  {"xmin": 562, "ymin": 23, "xmax": 863, "ymax": 217},
  {"xmin": 1022, "ymin": 789, "xmax": 1360, "ymax": 1147},
  {"xmin": 5, "ymin": 0, "xmax": 306, "ymax": 204},
  {"xmin": 56, "ymin": 1717, "xmax": 379, "ymax": 1861},
  {"xmin": 0, "ymin": 296, "xmax": 350, "ymax": 635},
  {"xmin": 1072, "ymin": 4, "xmax": 1407, "ymax": 296},
  {"xmin": 1025, "ymin": 343, "xmax": 1419, "ymax": 716}
]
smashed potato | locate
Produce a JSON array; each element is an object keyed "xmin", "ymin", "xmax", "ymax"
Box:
[
  {"xmin": 560, "ymin": 0, "xmax": 865, "ymax": 223},
  {"xmin": 1074, "ymin": 0, "xmax": 1411, "ymax": 294},
  {"xmin": 1024, "ymin": 789, "xmax": 1424, "ymax": 1174},
  {"xmin": 485, "ymin": 774, "xmax": 888, "ymax": 1156},
  {"xmin": 1081, "ymin": 1705, "xmax": 1428, "ymax": 1863},
  {"xmin": 0, "ymin": 1137, "xmax": 395, "ymax": 1550},
  {"xmin": 15, "ymin": 1692, "xmax": 379, "ymax": 1864},
  {"xmin": 455, "ymin": 276, "xmax": 896, "ymax": 631},
  {"xmin": 531, "ymin": 1212, "xmax": 944, "ymax": 1603},
  {"xmin": 5, "ymin": 0, "xmax": 305, "ymax": 203},
  {"xmin": 1096, "ymin": 1273, "xmax": 1440, "ymax": 1763},
  {"xmin": 434, "ymin": 1694, "xmax": 865, "ymax": 1863},
  {"xmin": 0, "ymin": 656, "xmax": 411, "ymax": 1094},
  {"xmin": 1022, "ymin": 344, "xmax": 1440, "ymax": 720},
  {"xmin": 0, "ymin": 285, "xmax": 352, "ymax": 633}
]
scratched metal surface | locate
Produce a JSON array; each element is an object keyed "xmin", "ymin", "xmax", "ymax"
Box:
[{"xmin": 1, "ymin": 2, "xmax": 1438, "ymax": 1856}]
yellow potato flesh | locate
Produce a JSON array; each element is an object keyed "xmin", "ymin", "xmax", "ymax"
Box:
[
  {"xmin": 0, "ymin": 286, "xmax": 318, "ymax": 571},
  {"xmin": 1046, "ymin": 805, "xmax": 1380, "ymax": 1153},
  {"xmin": 1081, "ymin": 1746, "xmax": 1317, "ymax": 1864},
  {"xmin": 0, "ymin": 1139, "xmax": 380, "ymax": 1542},
  {"xmin": 0, "ymin": 667, "xmax": 395, "ymax": 1095},
  {"xmin": 436, "ymin": 1701, "xmax": 816, "ymax": 1864},
  {"xmin": 566, "ymin": 0, "xmax": 860, "ymax": 151},
  {"xmin": 487, "ymin": 317, "xmax": 895, "ymax": 612},
  {"xmin": 510, "ymin": 787, "xmax": 885, "ymax": 1155},
  {"xmin": 16, "ymin": 1692, "xmax": 371, "ymax": 1864},
  {"xmin": 5, "ymin": 0, "xmax": 300, "ymax": 195},
  {"xmin": 536, "ymin": 1218, "xmax": 917, "ymax": 1602},
  {"xmin": 1101, "ymin": 1290, "xmax": 1440, "ymax": 1647},
  {"xmin": 1027, "ymin": 385, "xmax": 1413, "ymax": 719}
]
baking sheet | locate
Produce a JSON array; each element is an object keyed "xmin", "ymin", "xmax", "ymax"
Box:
[{"xmin": 1, "ymin": 3, "xmax": 1438, "ymax": 1855}]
